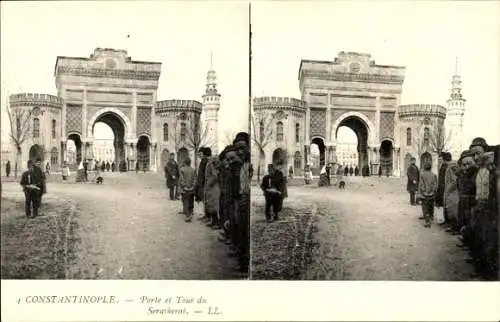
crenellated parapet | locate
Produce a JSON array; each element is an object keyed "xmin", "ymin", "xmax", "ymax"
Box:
[
  {"xmin": 156, "ymin": 99, "xmax": 203, "ymax": 116},
  {"xmin": 9, "ymin": 93, "xmax": 63, "ymax": 109},
  {"xmin": 399, "ymin": 104, "xmax": 447, "ymax": 119},
  {"xmin": 253, "ymin": 96, "xmax": 307, "ymax": 114}
]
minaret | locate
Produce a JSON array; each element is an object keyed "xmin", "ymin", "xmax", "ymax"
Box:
[
  {"xmin": 201, "ymin": 52, "xmax": 221, "ymax": 154},
  {"xmin": 445, "ymin": 57, "xmax": 466, "ymax": 161}
]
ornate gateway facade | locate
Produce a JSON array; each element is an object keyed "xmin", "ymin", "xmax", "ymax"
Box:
[
  {"xmin": 253, "ymin": 52, "xmax": 465, "ymax": 177},
  {"xmin": 9, "ymin": 48, "xmax": 220, "ymax": 172}
]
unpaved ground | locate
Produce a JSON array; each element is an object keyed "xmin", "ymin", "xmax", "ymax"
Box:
[
  {"xmin": 1, "ymin": 172, "xmax": 244, "ymax": 280},
  {"xmin": 251, "ymin": 176, "xmax": 477, "ymax": 280}
]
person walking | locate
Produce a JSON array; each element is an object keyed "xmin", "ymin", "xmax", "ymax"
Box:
[
  {"xmin": 61, "ymin": 162, "xmax": 70, "ymax": 181},
  {"xmin": 83, "ymin": 160, "xmax": 89, "ymax": 182},
  {"xmin": 20, "ymin": 160, "xmax": 44, "ymax": 218},
  {"xmin": 407, "ymin": 157, "xmax": 420, "ymax": 206},
  {"xmin": 165, "ymin": 153, "xmax": 179, "ymax": 201},
  {"xmin": 261, "ymin": 164, "xmax": 284, "ymax": 222}
]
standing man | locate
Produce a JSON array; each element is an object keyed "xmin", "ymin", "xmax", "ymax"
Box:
[
  {"xmin": 233, "ymin": 132, "xmax": 251, "ymax": 273},
  {"xmin": 83, "ymin": 159, "xmax": 89, "ymax": 182},
  {"xmin": 165, "ymin": 153, "xmax": 179, "ymax": 201},
  {"xmin": 6, "ymin": 160, "xmax": 11, "ymax": 177},
  {"xmin": 196, "ymin": 147, "xmax": 211, "ymax": 221},
  {"xmin": 326, "ymin": 164, "xmax": 331, "ymax": 186},
  {"xmin": 20, "ymin": 160, "xmax": 44, "ymax": 218},
  {"xmin": 407, "ymin": 157, "xmax": 420, "ymax": 206},
  {"xmin": 179, "ymin": 157, "xmax": 197, "ymax": 222},
  {"xmin": 34, "ymin": 158, "xmax": 47, "ymax": 202},
  {"xmin": 436, "ymin": 152, "xmax": 452, "ymax": 225}
]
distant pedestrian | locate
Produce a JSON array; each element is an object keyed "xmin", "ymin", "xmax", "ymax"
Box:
[
  {"xmin": 83, "ymin": 160, "xmax": 89, "ymax": 182},
  {"xmin": 136, "ymin": 161, "xmax": 139, "ymax": 174},
  {"xmin": 349, "ymin": 166, "xmax": 354, "ymax": 176},
  {"xmin": 344, "ymin": 166, "xmax": 348, "ymax": 177},
  {"xmin": 288, "ymin": 165, "xmax": 294, "ymax": 179},
  {"xmin": 106, "ymin": 161, "xmax": 110, "ymax": 172},
  {"xmin": 45, "ymin": 162, "xmax": 51, "ymax": 177},
  {"xmin": 61, "ymin": 162, "xmax": 70, "ymax": 181},
  {"xmin": 304, "ymin": 165, "xmax": 312, "ymax": 184},
  {"xmin": 111, "ymin": 162, "xmax": 116, "ymax": 172},
  {"xmin": 354, "ymin": 166, "xmax": 359, "ymax": 176},
  {"xmin": 418, "ymin": 160, "xmax": 437, "ymax": 228},
  {"xmin": 6, "ymin": 161, "xmax": 11, "ymax": 177},
  {"xmin": 378, "ymin": 166, "xmax": 382, "ymax": 177},
  {"xmin": 179, "ymin": 157, "xmax": 197, "ymax": 222}
]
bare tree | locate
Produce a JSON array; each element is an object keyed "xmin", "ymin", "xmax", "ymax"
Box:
[
  {"xmin": 6, "ymin": 97, "xmax": 35, "ymax": 178},
  {"xmin": 251, "ymin": 109, "xmax": 275, "ymax": 181},
  {"xmin": 223, "ymin": 131, "xmax": 237, "ymax": 146},
  {"xmin": 171, "ymin": 113, "xmax": 212, "ymax": 168},
  {"xmin": 413, "ymin": 121, "xmax": 452, "ymax": 169}
]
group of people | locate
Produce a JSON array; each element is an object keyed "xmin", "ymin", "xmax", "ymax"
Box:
[
  {"xmin": 407, "ymin": 137, "xmax": 499, "ymax": 279},
  {"xmin": 163, "ymin": 132, "xmax": 252, "ymax": 273},
  {"xmin": 19, "ymin": 158, "xmax": 47, "ymax": 218}
]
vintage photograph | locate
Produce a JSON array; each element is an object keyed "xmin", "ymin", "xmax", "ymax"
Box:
[
  {"xmin": 1, "ymin": 1, "xmax": 250, "ymax": 279},
  {"xmin": 250, "ymin": 2, "xmax": 499, "ymax": 281}
]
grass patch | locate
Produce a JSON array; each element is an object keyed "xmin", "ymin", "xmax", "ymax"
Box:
[
  {"xmin": 1, "ymin": 196, "xmax": 77, "ymax": 279},
  {"xmin": 251, "ymin": 203, "xmax": 319, "ymax": 280}
]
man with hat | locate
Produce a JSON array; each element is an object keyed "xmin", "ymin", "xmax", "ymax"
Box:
[
  {"xmin": 34, "ymin": 158, "xmax": 47, "ymax": 206},
  {"xmin": 436, "ymin": 152, "xmax": 452, "ymax": 225},
  {"xmin": 196, "ymin": 147, "xmax": 211, "ymax": 221},
  {"xmin": 233, "ymin": 132, "xmax": 251, "ymax": 273},
  {"xmin": 456, "ymin": 149, "xmax": 476, "ymax": 248},
  {"xmin": 406, "ymin": 157, "xmax": 420, "ymax": 206},
  {"xmin": 20, "ymin": 160, "xmax": 45, "ymax": 218}
]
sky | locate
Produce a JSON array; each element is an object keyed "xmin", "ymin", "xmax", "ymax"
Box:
[
  {"xmin": 1, "ymin": 1, "xmax": 249, "ymax": 149},
  {"xmin": 252, "ymin": 1, "xmax": 500, "ymax": 147}
]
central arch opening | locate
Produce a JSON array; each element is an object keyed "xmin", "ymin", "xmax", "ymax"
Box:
[
  {"xmin": 66, "ymin": 134, "xmax": 82, "ymax": 169},
  {"xmin": 310, "ymin": 137, "xmax": 325, "ymax": 175},
  {"xmin": 137, "ymin": 135, "xmax": 151, "ymax": 171},
  {"xmin": 92, "ymin": 112, "xmax": 126, "ymax": 171},
  {"xmin": 380, "ymin": 140, "xmax": 393, "ymax": 176},
  {"xmin": 335, "ymin": 116, "xmax": 369, "ymax": 174}
]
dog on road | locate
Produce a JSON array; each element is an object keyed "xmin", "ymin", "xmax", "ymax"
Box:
[
  {"xmin": 338, "ymin": 180, "xmax": 346, "ymax": 189},
  {"xmin": 96, "ymin": 176, "xmax": 103, "ymax": 184}
]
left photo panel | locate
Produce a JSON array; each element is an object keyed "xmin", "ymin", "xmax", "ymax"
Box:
[{"xmin": 0, "ymin": 1, "xmax": 250, "ymax": 279}]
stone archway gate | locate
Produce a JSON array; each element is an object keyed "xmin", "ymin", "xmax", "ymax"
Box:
[{"xmin": 299, "ymin": 51, "xmax": 406, "ymax": 176}]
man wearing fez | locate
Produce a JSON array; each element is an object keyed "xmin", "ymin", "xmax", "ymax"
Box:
[
  {"xmin": 436, "ymin": 152, "xmax": 452, "ymax": 225},
  {"xmin": 196, "ymin": 147, "xmax": 212, "ymax": 221},
  {"xmin": 406, "ymin": 157, "xmax": 419, "ymax": 206},
  {"xmin": 20, "ymin": 160, "xmax": 45, "ymax": 218},
  {"xmin": 165, "ymin": 153, "xmax": 180, "ymax": 201},
  {"xmin": 456, "ymin": 150, "xmax": 476, "ymax": 248},
  {"xmin": 233, "ymin": 132, "xmax": 251, "ymax": 273},
  {"xmin": 217, "ymin": 146, "xmax": 233, "ymax": 244},
  {"xmin": 34, "ymin": 158, "xmax": 47, "ymax": 204}
]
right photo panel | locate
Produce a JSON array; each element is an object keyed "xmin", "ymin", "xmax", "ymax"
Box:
[{"xmin": 250, "ymin": 1, "xmax": 499, "ymax": 280}]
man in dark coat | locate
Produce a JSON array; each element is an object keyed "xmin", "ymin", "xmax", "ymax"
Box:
[
  {"xmin": 436, "ymin": 152, "xmax": 452, "ymax": 224},
  {"xmin": 83, "ymin": 160, "xmax": 89, "ymax": 181},
  {"xmin": 344, "ymin": 165, "xmax": 349, "ymax": 176},
  {"xmin": 233, "ymin": 131, "xmax": 251, "ymax": 273},
  {"xmin": 354, "ymin": 166, "xmax": 359, "ymax": 176},
  {"xmin": 407, "ymin": 157, "xmax": 419, "ymax": 205},
  {"xmin": 20, "ymin": 160, "xmax": 44, "ymax": 218},
  {"xmin": 349, "ymin": 166, "xmax": 354, "ymax": 176},
  {"xmin": 6, "ymin": 161, "xmax": 11, "ymax": 177},
  {"xmin": 34, "ymin": 158, "xmax": 47, "ymax": 203},
  {"xmin": 196, "ymin": 147, "xmax": 211, "ymax": 221},
  {"xmin": 165, "ymin": 153, "xmax": 179, "ymax": 200},
  {"xmin": 326, "ymin": 164, "xmax": 331, "ymax": 186}
]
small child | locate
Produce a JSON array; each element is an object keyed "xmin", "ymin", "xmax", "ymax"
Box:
[
  {"xmin": 261, "ymin": 164, "xmax": 284, "ymax": 222},
  {"xmin": 418, "ymin": 161, "xmax": 437, "ymax": 228},
  {"xmin": 179, "ymin": 157, "xmax": 197, "ymax": 222}
]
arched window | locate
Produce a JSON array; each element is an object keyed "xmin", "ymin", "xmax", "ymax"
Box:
[
  {"xmin": 294, "ymin": 151, "xmax": 301, "ymax": 169},
  {"xmin": 276, "ymin": 121, "xmax": 284, "ymax": 142},
  {"xmin": 50, "ymin": 147, "xmax": 58, "ymax": 165},
  {"xmin": 423, "ymin": 127, "xmax": 430, "ymax": 145},
  {"xmin": 52, "ymin": 119, "xmax": 56, "ymax": 139},
  {"xmin": 295, "ymin": 123, "xmax": 300, "ymax": 143},
  {"xmin": 33, "ymin": 118, "xmax": 40, "ymax": 138},
  {"xmin": 163, "ymin": 123, "xmax": 169, "ymax": 141},
  {"xmin": 180, "ymin": 122, "xmax": 187, "ymax": 141},
  {"xmin": 259, "ymin": 121, "xmax": 264, "ymax": 142},
  {"xmin": 406, "ymin": 127, "xmax": 412, "ymax": 146}
]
